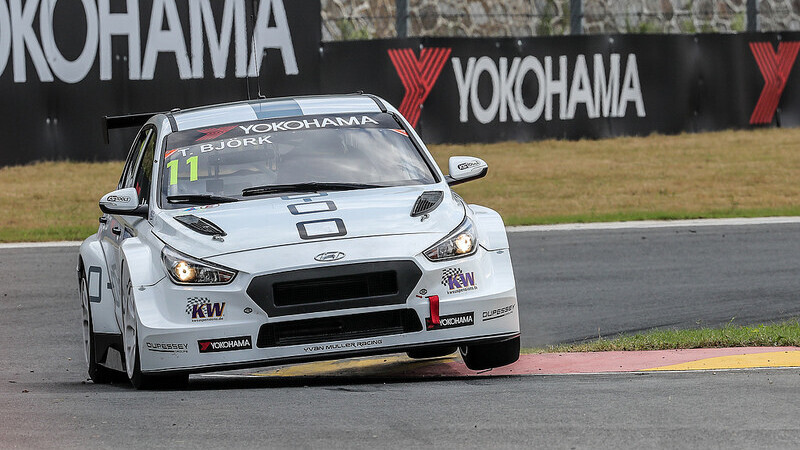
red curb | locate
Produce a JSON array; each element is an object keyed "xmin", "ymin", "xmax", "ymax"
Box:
[
  {"xmin": 242, "ymin": 347, "xmax": 800, "ymax": 379},
  {"xmin": 398, "ymin": 347, "xmax": 800, "ymax": 377}
]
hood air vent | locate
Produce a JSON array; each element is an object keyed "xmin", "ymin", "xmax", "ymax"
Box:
[
  {"xmin": 411, "ymin": 191, "xmax": 444, "ymax": 217},
  {"xmin": 174, "ymin": 215, "xmax": 227, "ymax": 236}
]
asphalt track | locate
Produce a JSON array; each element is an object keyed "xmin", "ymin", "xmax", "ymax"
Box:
[
  {"xmin": 509, "ymin": 218, "xmax": 800, "ymax": 347},
  {"xmin": 2, "ymin": 219, "xmax": 800, "ymax": 447}
]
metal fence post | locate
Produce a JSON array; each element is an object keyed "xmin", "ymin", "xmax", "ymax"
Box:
[
  {"xmin": 747, "ymin": 0, "xmax": 759, "ymax": 32},
  {"xmin": 396, "ymin": 0, "xmax": 408, "ymax": 38},
  {"xmin": 570, "ymin": 0, "xmax": 583, "ymax": 35}
]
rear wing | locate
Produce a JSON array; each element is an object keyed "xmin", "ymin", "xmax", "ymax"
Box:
[{"xmin": 102, "ymin": 112, "xmax": 158, "ymax": 144}]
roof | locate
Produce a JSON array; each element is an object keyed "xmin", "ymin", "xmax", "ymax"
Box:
[{"xmin": 170, "ymin": 94, "xmax": 386, "ymax": 131}]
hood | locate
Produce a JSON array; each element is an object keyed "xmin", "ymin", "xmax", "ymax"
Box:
[{"xmin": 152, "ymin": 185, "xmax": 465, "ymax": 258}]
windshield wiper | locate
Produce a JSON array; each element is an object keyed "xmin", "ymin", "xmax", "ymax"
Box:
[
  {"xmin": 167, "ymin": 194, "xmax": 239, "ymax": 205},
  {"xmin": 241, "ymin": 182, "xmax": 382, "ymax": 197}
]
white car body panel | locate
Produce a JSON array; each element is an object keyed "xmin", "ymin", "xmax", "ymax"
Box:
[
  {"xmin": 152, "ymin": 185, "xmax": 465, "ymax": 259},
  {"xmin": 79, "ymin": 94, "xmax": 519, "ymax": 377},
  {"xmin": 79, "ymin": 238, "xmax": 120, "ymax": 334}
]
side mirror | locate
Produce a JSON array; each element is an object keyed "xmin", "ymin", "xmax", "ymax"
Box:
[
  {"xmin": 99, "ymin": 187, "xmax": 148, "ymax": 217},
  {"xmin": 446, "ymin": 156, "xmax": 488, "ymax": 186}
]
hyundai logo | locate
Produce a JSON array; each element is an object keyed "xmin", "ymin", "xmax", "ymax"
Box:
[{"xmin": 314, "ymin": 251, "xmax": 345, "ymax": 262}]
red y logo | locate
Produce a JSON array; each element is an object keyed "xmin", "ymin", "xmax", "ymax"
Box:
[
  {"xmin": 196, "ymin": 125, "xmax": 237, "ymax": 142},
  {"xmin": 387, "ymin": 47, "xmax": 452, "ymax": 128},
  {"xmin": 199, "ymin": 342, "xmax": 211, "ymax": 351},
  {"xmin": 749, "ymin": 41, "xmax": 800, "ymax": 124}
]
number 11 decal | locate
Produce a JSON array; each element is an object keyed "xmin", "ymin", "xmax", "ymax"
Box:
[{"xmin": 166, "ymin": 156, "xmax": 199, "ymax": 185}]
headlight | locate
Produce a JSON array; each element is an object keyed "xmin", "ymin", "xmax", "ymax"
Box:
[
  {"xmin": 161, "ymin": 245, "xmax": 236, "ymax": 285},
  {"xmin": 424, "ymin": 217, "xmax": 478, "ymax": 261}
]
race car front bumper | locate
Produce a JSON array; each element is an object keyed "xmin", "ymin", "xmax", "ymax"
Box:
[{"xmin": 133, "ymin": 243, "xmax": 520, "ymax": 374}]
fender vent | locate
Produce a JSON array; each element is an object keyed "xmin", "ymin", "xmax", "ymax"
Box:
[
  {"xmin": 411, "ymin": 191, "xmax": 443, "ymax": 217},
  {"xmin": 174, "ymin": 215, "xmax": 226, "ymax": 236}
]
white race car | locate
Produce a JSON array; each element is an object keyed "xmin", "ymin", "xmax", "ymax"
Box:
[{"xmin": 78, "ymin": 94, "xmax": 520, "ymax": 389}]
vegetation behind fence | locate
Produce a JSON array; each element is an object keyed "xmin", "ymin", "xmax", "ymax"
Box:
[{"xmin": 322, "ymin": 0, "xmax": 800, "ymax": 40}]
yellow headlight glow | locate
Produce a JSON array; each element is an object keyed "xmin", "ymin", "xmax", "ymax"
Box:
[
  {"xmin": 174, "ymin": 261, "xmax": 196, "ymax": 282},
  {"xmin": 454, "ymin": 233, "xmax": 473, "ymax": 254}
]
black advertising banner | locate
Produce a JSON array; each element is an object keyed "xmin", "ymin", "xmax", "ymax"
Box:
[
  {"xmin": 2, "ymin": 7, "xmax": 800, "ymax": 167},
  {"xmin": 321, "ymin": 32, "xmax": 800, "ymax": 144},
  {"xmin": 0, "ymin": 0, "xmax": 320, "ymax": 166}
]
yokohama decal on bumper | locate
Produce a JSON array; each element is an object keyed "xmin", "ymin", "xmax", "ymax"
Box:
[
  {"xmin": 198, "ymin": 336, "xmax": 252, "ymax": 353},
  {"xmin": 426, "ymin": 312, "xmax": 474, "ymax": 330}
]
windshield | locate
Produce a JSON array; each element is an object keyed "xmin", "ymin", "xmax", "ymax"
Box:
[{"xmin": 159, "ymin": 113, "xmax": 438, "ymax": 208}]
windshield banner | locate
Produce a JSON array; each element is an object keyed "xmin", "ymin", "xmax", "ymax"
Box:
[{"xmin": 166, "ymin": 113, "xmax": 397, "ymax": 151}]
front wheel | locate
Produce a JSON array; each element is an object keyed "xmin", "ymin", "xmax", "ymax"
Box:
[
  {"xmin": 459, "ymin": 337, "xmax": 520, "ymax": 371},
  {"xmin": 121, "ymin": 264, "xmax": 188, "ymax": 390}
]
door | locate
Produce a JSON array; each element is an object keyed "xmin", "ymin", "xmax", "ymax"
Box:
[{"xmin": 99, "ymin": 126, "xmax": 155, "ymax": 328}]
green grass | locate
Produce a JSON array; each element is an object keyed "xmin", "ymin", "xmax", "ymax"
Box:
[
  {"xmin": 435, "ymin": 127, "xmax": 800, "ymax": 227},
  {"xmin": 503, "ymin": 206, "xmax": 800, "ymax": 226},
  {"xmin": 0, "ymin": 160, "xmax": 123, "ymax": 243},
  {"xmin": 4, "ymin": 127, "xmax": 800, "ymax": 242},
  {"xmin": 524, "ymin": 319, "xmax": 800, "ymax": 353},
  {"xmin": 0, "ymin": 225, "xmax": 99, "ymax": 243}
]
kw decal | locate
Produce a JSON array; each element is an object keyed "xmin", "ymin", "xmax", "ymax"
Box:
[
  {"xmin": 441, "ymin": 268, "xmax": 477, "ymax": 294},
  {"xmin": 185, "ymin": 297, "xmax": 225, "ymax": 322}
]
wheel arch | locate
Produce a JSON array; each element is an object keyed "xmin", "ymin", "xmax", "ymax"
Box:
[
  {"xmin": 119, "ymin": 236, "xmax": 166, "ymax": 288},
  {"xmin": 119, "ymin": 236, "xmax": 169, "ymax": 334},
  {"xmin": 79, "ymin": 238, "xmax": 119, "ymax": 334},
  {"xmin": 469, "ymin": 204, "xmax": 510, "ymax": 251}
]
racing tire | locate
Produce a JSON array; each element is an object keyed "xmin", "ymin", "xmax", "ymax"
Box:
[
  {"xmin": 80, "ymin": 275, "xmax": 117, "ymax": 384},
  {"xmin": 459, "ymin": 337, "xmax": 520, "ymax": 371},
  {"xmin": 121, "ymin": 263, "xmax": 188, "ymax": 390},
  {"xmin": 406, "ymin": 346, "xmax": 458, "ymax": 359}
]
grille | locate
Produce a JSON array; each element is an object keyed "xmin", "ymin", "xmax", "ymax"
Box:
[
  {"xmin": 410, "ymin": 191, "xmax": 443, "ymax": 217},
  {"xmin": 246, "ymin": 261, "xmax": 422, "ymax": 317},
  {"xmin": 274, "ymin": 271, "xmax": 397, "ymax": 306},
  {"xmin": 257, "ymin": 309, "xmax": 422, "ymax": 347}
]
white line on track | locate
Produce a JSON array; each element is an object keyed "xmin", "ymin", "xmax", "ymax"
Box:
[
  {"xmin": 0, "ymin": 241, "xmax": 81, "ymax": 249},
  {"xmin": 506, "ymin": 216, "xmax": 800, "ymax": 233},
  {"xmin": 3, "ymin": 217, "xmax": 800, "ymax": 249}
]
